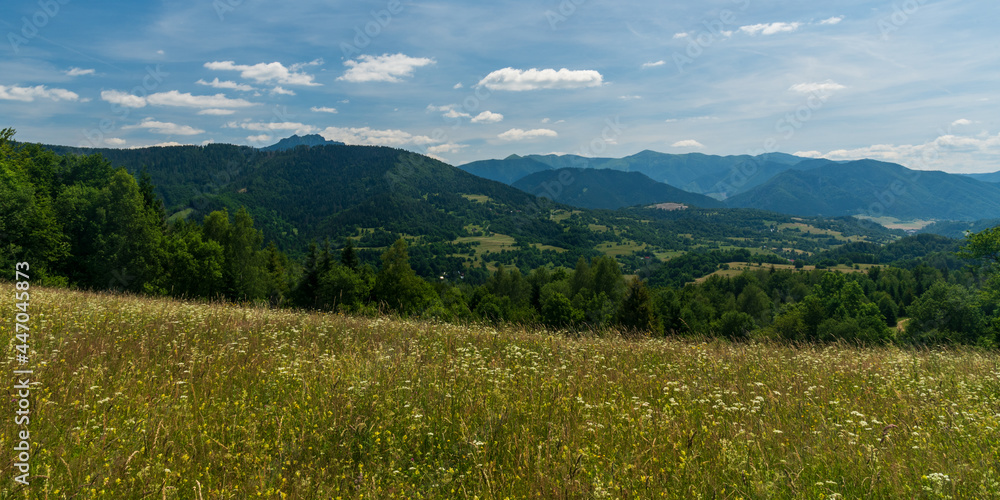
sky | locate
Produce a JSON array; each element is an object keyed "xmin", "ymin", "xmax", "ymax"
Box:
[{"xmin": 1, "ymin": 0, "xmax": 999, "ymax": 173}]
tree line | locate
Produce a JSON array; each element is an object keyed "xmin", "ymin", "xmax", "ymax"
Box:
[{"xmin": 2, "ymin": 129, "xmax": 997, "ymax": 345}]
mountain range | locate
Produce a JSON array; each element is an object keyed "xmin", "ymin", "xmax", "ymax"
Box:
[{"xmin": 460, "ymin": 151, "xmax": 1000, "ymax": 222}]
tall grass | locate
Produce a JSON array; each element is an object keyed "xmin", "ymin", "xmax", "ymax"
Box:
[{"xmin": 2, "ymin": 284, "xmax": 999, "ymax": 498}]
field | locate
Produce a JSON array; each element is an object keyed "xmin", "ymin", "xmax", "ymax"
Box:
[
  {"xmin": 3, "ymin": 285, "xmax": 1000, "ymax": 498},
  {"xmin": 695, "ymin": 262, "xmax": 875, "ymax": 283}
]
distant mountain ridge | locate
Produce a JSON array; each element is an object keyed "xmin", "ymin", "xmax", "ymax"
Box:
[
  {"xmin": 511, "ymin": 168, "xmax": 724, "ymax": 210},
  {"xmin": 726, "ymin": 159, "xmax": 1000, "ymax": 220},
  {"xmin": 964, "ymin": 171, "xmax": 1000, "ymax": 183},
  {"xmin": 460, "ymin": 150, "xmax": 811, "ymax": 198},
  {"xmin": 260, "ymin": 134, "xmax": 345, "ymax": 151}
]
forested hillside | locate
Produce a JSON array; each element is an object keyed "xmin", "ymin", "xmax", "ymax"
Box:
[{"xmin": 512, "ymin": 168, "xmax": 724, "ymax": 209}]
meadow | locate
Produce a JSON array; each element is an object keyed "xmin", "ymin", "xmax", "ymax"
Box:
[{"xmin": 2, "ymin": 284, "xmax": 1000, "ymax": 499}]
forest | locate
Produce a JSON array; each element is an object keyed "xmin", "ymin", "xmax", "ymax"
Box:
[{"xmin": 2, "ymin": 129, "xmax": 998, "ymax": 346}]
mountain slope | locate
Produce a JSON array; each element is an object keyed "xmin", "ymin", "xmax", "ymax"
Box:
[
  {"xmin": 511, "ymin": 168, "xmax": 724, "ymax": 210},
  {"xmin": 457, "ymin": 154, "xmax": 554, "ymax": 184},
  {"xmin": 965, "ymin": 171, "xmax": 1000, "ymax": 183},
  {"xmin": 726, "ymin": 159, "xmax": 1000, "ymax": 220},
  {"xmin": 460, "ymin": 150, "xmax": 813, "ymax": 198}
]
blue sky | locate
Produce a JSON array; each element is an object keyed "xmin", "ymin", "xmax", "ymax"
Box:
[{"xmin": 2, "ymin": 0, "xmax": 999, "ymax": 172}]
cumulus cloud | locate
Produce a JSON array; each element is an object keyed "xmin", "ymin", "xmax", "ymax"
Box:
[
  {"xmin": 820, "ymin": 16, "xmax": 844, "ymax": 25},
  {"xmin": 0, "ymin": 85, "xmax": 80, "ymax": 102},
  {"xmin": 453, "ymin": 82, "xmax": 464, "ymax": 89},
  {"xmin": 197, "ymin": 108, "xmax": 237, "ymax": 115},
  {"xmin": 246, "ymin": 134, "xmax": 271, "ymax": 143},
  {"xmin": 427, "ymin": 143, "xmax": 467, "ymax": 154},
  {"xmin": 204, "ymin": 61, "xmax": 321, "ymax": 86},
  {"xmin": 642, "ymin": 60, "xmax": 666, "ymax": 69},
  {"xmin": 101, "ymin": 90, "xmax": 147, "ymax": 108},
  {"xmin": 951, "ymin": 118, "xmax": 972, "ymax": 127},
  {"xmin": 104, "ymin": 137, "xmax": 126, "ymax": 146},
  {"xmin": 497, "ymin": 128, "xmax": 558, "ymax": 141},
  {"xmin": 793, "ymin": 132, "xmax": 1000, "ymax": 173},
  {"xmin": 270, "ymin": 86, "xmax": 295, "ymax": 96},
  {"xmin": 739, "ymin": 22, "xmax": 801, "ymax": 35},
  {"xmin": 671, "ymin": 139, "xmax": 705, "ymax": 148},
  {"xmin": 65, "ymin": 67, "xmax": 95, "ymax": 77},
  {"xmin": 673, "ymin": 32, "xmax": 688, "ymax": 39},
  {"xmin": 338, "ymin": 53, "xmax": 436, "ymax": 83},
  {"xmin": 471, "ymin": 111, "xmax": 504, "ymax": 124},
  {"xmin": 311, "ymin": 106, "xmax": 338, "ymax": 113},
  {"xmin": 443, "ymin": 109, "xmax": 471, "ymax": 119},
  {"xmin": 146, "ymin": 90, "xmax": 257, "ymax": 109},
  {"xmin": 788, "ymin": 81, "xmax": 846, "ymax": 94},
  {"xmin": 477, "ymin": 68, "xmax": 603, "ymax": 91},
  {"xmin": 196, "ymin": 78, "xmax": 254, "ymax": 91},
  {"xmin": 123, "ymin": 118, "xmax": 204, "ymax": 136},
  {"xmin": 319, "ymin": 126, "xmax": 442, "ymax": 147}
]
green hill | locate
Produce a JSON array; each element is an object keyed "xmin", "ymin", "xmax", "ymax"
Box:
[{"xmin": 511, "ymin": 168, "xmax": 724, "ymax": 210}]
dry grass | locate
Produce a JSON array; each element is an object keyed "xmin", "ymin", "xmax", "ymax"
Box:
[{"xmin": 2, "ymin": 284, "xmax": 1000, "ymax": 498}]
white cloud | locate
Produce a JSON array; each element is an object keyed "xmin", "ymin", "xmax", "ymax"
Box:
[
  {"xmin": 497, "ymin": 128, "xmax": 558, "ymax": 141},
  {"xmin": 311, "ymin": 106, "xmax": 338, "ymax": 113},
  {"xmin": 338, "ymin": 53, "xmax": 436, "ymax": 83},
  {"xmin": 101, "ymin": 90, "xmax": 147, "ymax": 108},
  {"xmin": 319, "ymin": 126, "xmax": 442, "ymax": 147},
  {"xmin": 619, "ymin": 95, "xmax": 642, "ymax": 100},
  {"xmin": 788, "ymin": 81, "xmax": 846, "ymax": 94},
  {"xmin": 673, "ymin": 32, "xmax": 688, "ymax": 39},
  {"xmin": 270, "ymin": 86, "xmax": 295, "ymax": 96},
  {"xmin": 477, "ymin": 68, "xmax": 604, "ymax": 91},
  {"xmin": 196, "ymin": 78, "xmax": 254, "ymax": 91},
  {"xmin": 426, "ymin": 104, "xmax": 455, "ymax": 112},
  {"xmin": 739, "ymin": 22, "xmax": 802, "ymax": 36},
  {"xmin": 247, "ymin": 134, "xmax": 271, "ymax": 143},
  {"xmin": 123, "ymin": 118, "xmax": 204, "ymax": 136},
  {"xmin": 65, "ymin": 67, "xmax": 95, "ymax": 77},
  {"xmin": 204, "ymin": 61, "xmax": 321, "ymax": 86},
  {"xmin": 642, "ymin": 60, "xmax": 665, "ymax": 69},
  {"xmin": 147, "ymin": 90, "xmax": 257, "ymax": 109},
  {"xmin": 152, "ymin": 142, "xmax": 184, "ymax": 147},
  {"xmin": 820, "ymin": 16, "xmax": 844, "ymax": 25},
  {"xmin": 197, "ymin": 108, "xmax": 237, "ymax": 115},
  {"xmin": 290, "ymin": 59, "xmax": 324, "ymax": 71},
  {"xmin": 951, "ymin": 118, "xmax": 972, "ymax": 127},
  {"xmin": 453, "ymin": 82, "xmax": 464, "ymax": 89},
  {"xmin": 226, "ymin": 121, "xmax": 317, "ymax": 135},
  {"xmin": 0, "ymin": 85, "xmax": 80, "ymax": 102},
  {"xmin": 671, "ymin": 139, "xmax": 705, "ymax": 148},
  {"xmin": 443, "ymin": 109, "xmax": 471, "ymax": 119},
  {"xmin": 427, "ymin": 143, "xmax": 467, "ymax": 154},
  {"xmin": 471, "ymin": 111, "xmax": 504, "ymax": 124},
  {"xmin": 104, "ymin": 137, "xmax": 126, "ymax": 146},
  {"xmin": 793, "ymin": 132, "xmax": 1000, "ymax": 173}
]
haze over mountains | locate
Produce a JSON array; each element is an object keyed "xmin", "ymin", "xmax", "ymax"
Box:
[{"xmin": 459, "ymin": 150, "xmax": 1000, "ymax": 222}]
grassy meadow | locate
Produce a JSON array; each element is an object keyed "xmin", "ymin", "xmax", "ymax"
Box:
[{"xmin": 3, "ymin": 284, "xmax": 1000, "ymax": 498}]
